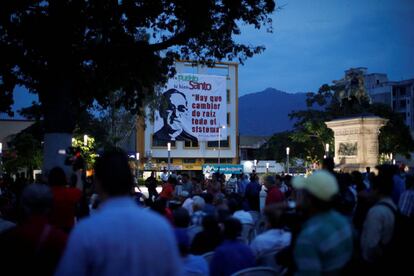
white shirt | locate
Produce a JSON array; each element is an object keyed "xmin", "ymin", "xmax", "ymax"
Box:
[
  {"xmin": 250, "ymin": 229, "xmax": 292, "ymax": 257},
  {"xmin": 161, "ymin": 172, "xmax": 169, "ymax": 182},
  {"xmin": 233, "ymin": 210, "xmax": 254, "ymax": 224},
  {"xmin": 55, "ymin": 197, "xmax": 182, "ymax": 276}
]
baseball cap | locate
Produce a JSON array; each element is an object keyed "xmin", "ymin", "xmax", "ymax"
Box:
[{"xmin": 292, "ymin": 170, "xmax": 339, "ymax": 202}]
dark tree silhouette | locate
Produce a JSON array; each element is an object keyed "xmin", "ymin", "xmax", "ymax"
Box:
[{"xmin": 0, "ymin": 0, "xmax": 275, "ymax": 173}]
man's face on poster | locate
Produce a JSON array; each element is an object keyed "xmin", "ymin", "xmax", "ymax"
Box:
[{"xmin": 164, "ymin": 92, "xmax": 188, "ymax": 132}]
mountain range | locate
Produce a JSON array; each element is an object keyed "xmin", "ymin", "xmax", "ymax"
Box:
[{"xmin": 238, "ymin": 88, "xmax": 308, "ymax": 136}]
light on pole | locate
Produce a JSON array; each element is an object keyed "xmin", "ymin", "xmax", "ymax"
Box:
[
  {"xmin": 0, "ymin": 142, "xmax": 3, "ymax": 176},
  {"xmin": 325, "ymin": 143, "xmax": 330, "ymax": 157},
  {"xmin": 167, "ymin": 142, "xmax": 171, "ymax": 175},
  {"xmin": 253, "ymin": 159, "xmax": 257, "ymax": 172},
  {"xmin": 218, "ymin": 125, "xmax": 226, "ymax": 168},
  {"xmin": 286, "ymin": 147, "xmax": 290, "ymax": 174},
  {"xmin": 83, "ymin": 135, "xmax": 88, "ymax": 146},
  {"xmin": 266, "ymin": 162, "xmax": 269, "ymax": 174},
  {"xmin": 136, "ymin": 152, "xmax": 140, "ymax": 179}
]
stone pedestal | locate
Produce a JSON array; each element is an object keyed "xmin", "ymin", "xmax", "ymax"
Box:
[{"xmin": 325, "ymin": 116, "xmax": 387, "ymax": 172}]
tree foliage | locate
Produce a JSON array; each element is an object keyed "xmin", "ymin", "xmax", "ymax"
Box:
[
  {"xmin": 0, "ymin": 0, "xmax": 276, "ymax": 132},
  {"xmin": 257, "ymin": 131, "xmax": 307, "ymax": 162},
  {"xmin": 3, "ymin": 132, "xmax": 42, "ymax": 175}
]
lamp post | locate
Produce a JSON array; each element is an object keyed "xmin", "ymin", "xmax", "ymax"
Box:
[
  {"xmin": 83, "ymin": 134, "xmax": 88, "ymax": 146},
  {"xmin": 325, "ymin": 143, "xmax": 329, "ymax": 158},
  {"xmin": 136, "ymin": 152, "xmax": 140, "ymax": 180},
  {"xmin": 286, "ymin": 147, "xmax": 290, "ymax": 175},
  {"xmin": 218, "ymin": 125, "xmax": 226, "ymax": 168},
  {"xmin": 253, "ymin": 159, "xmax": 257, "ymax": 172},
  {"xmin": 266, "ymin": 162, "xmax": 269, "ymax": 174},
  {"xmin": 0, "ymin": 142, "xmax": 3, "ymax": 176},
  {"xmin": 167, "ymin": 142, "xmax": 171, "ymax": 175}
]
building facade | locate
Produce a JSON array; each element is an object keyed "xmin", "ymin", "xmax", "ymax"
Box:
[{"xmin": 136, "ymin": 61, "xmax": 239, "ymax": 175}]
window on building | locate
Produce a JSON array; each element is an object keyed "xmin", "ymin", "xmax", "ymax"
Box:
[
  {"xmin": 400, "ymin": 100, "xmax": 407, "ymax": 108},
  {"xmin": 400, "ymin": 88, "xmax": 406, "ymax": 96},
  {"xmin": 227, "ymin": 89, "xmax": 231, "ymax": 104},
  {"xmin": 152, "ymin": 136, "xmax": 176, "ymax": 147},
  {"xmin": 155, "ymin": 158, "xmax": 169, "ymax": 163},
  {"xmin": 207, "ymin": 136, "xmax": 230, "ymax": 148},
  {"xmin": 227, "ymin": 112, "xmax": 230, "ymax": 126},
  {"xmin": 376, "ymin": 79, "xmax": 380, "ymax": 85},
  {"xmin": 204, "ymin": 158, "xmax": 233, "ymax": 164},
  {"xmin": 183, "ymin": 158, "xmax": 196, "ymax": 164},
  {"xmin": 184, "ymin": 140, "xmax": 199, "ymax": 148}
]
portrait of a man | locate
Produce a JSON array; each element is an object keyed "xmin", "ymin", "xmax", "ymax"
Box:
[{"xmin": 154, "ymin": 88, "xmax": 197, "ymax": 142}]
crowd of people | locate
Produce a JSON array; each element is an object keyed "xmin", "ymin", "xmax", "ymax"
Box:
[{"xmin": 0, "ymin": 151, "xmax": 413, "ymax": 275}]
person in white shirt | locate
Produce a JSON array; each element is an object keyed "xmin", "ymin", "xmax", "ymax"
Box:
[
  {"xmin": 228, "ymin": 197, "xmax": 253, "ymax": 224},
  {"xmin": 55, "ymin": 150, "xmax": 182, "ymax": 276},
  {"xmin": 250, "ymin": 207, "xmax": 291, "ymax": 258},
  {"xmin": 160, "ymin": 167, "xmax": 169, "ymax": 182}
]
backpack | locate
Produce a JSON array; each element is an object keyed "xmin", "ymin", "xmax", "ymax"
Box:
[{"xmin": 374, "ymin": 201, "xmax": 406, "ymax": 272}]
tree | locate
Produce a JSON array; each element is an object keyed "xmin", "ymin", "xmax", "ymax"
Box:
[
  {"xmin": 0, "ymin": 0, "xmax": 276, "ymax": 174},
  {"xmin": 93, "ymin": 91, "xmax": 138, "ymax": 149},
  {"xmin": 3, "ymin": 132, "xmax": 43, "ymax": 178},
  {"xmin": 257, "ymin": 131, "xmax": 306, "ymax": 161},
  {"xmin": 289, "ymin": 109, "xmax": 334, "ymax": 163}
]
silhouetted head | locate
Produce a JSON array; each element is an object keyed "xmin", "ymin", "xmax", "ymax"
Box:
[
  {"xmin": 223, "ymin": 218, "xmax": 242, "ymax": 240},
  {"xmin": 173, "ymin": 207, "xmax": 191, "ymax": 228},
  {"xmin": 94, "ymin": 149, "xmax": 134, "ymax": 197},
  {"xmin": 21, "ymin": 184, "xmax": 53, "ymax": 216},
  {"xmin": 48, "ymin": 167, "xmax": 67, "ymax": 187}
]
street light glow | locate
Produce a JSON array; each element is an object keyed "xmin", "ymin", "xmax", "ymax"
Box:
[
  {"xmin": 167, "ymin": 142, "xmax": 171, "ymax": 151},
  {"xmin": 286, "ymin": 147, "xmax": 290, "ymax": 155},
  {"xmin": 83, "ymin": 134, "xmax": 88, "ymax": 146},
  {"xmin": 266, "ymin": 162, "xmax": 269, "ymax": 169},
  {"xmin": 253, "ymin": 159, "xmax": 257, "ymax": 167},
  {"xmin": 0, "ymin": 142, "xmax": 2, "ymax": 154},
  {"xmin": 325, "ymin": 143, "xmax": 329, "ymax": 152},
  {"xmin": 136, "ymin": 152, "xmax": 140, "ymax": 161}
]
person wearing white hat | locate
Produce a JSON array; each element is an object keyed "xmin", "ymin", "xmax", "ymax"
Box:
[{"xmin": 292, "ymin": 170, "xmax": 353, "ymax": 275}]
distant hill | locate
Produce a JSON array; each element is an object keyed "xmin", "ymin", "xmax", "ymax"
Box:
[{"xmin": 238, "ymin": 88, "xmax": 308, "ymax": 135}]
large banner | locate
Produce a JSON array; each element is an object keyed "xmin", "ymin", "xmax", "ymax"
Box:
[{"xmin": 154, "ymin": 73, "xmax": 227, "ymax": 142}]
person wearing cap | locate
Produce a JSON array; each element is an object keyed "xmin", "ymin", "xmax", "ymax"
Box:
[
  {"xmin": 292, "ymin": 170, "xmax": 353, "ymax": 275},
  {"xmin": 264, "ymin": 174, "xmax": 285, "ymax": 206}
]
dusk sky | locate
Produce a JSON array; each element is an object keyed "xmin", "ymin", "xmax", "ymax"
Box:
[
  {"xmin": 237, "ymin": 0, "xmax": 414, "ymax": 95},
  {"xmin": 9, "ymin": 0, "xmax": 414, "ymax": 113}
]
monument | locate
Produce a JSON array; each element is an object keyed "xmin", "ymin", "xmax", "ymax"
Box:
[
  {"xmin": 326, "ymin": 68, "xmax": 387, "ymax": 172},
  {"xmin": 326, "ymin": 116, "xmax": 387, "ymax": 172}
]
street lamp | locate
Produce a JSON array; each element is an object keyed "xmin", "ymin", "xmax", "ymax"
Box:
[
  {"xmin": 266, "ymin": 162, "xmax": 269, "ymax": 174},
  {"xmin": 167, "ymin": 142, "xmax": 171, "ymax": 175},
  {"xmin": 83, "ymin": 134, "xmax": 88, "ymax": 146},
  {"xmin": 218, "ymin": 125, "xmax": 226, "ymax": 167},
  {"xmin": 325, "ymin": 143, "xmax": 329, "ymax": 158},
  {"xmin": 253, "ymin": 159, "xmax": 257, "ymax": 172},
  {"xmin": 286, "ymin": 147, "xmax": 290, "ymax": 174},
  {"xmin": 0, "ymin": 142, "xmax": 3, "ymax": 176},
  {"xmin": 136, "ymin": 152, "xmax": 140, "ymax": 179}
]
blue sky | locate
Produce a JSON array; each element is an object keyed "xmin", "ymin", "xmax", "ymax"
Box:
[
  {"xmin": 8, "ymin": 0, "xmax": 414, "ymax": 114},
  {"xmin": 237, "ymin": 0, "xmax": 414, "ymax": 95}
]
